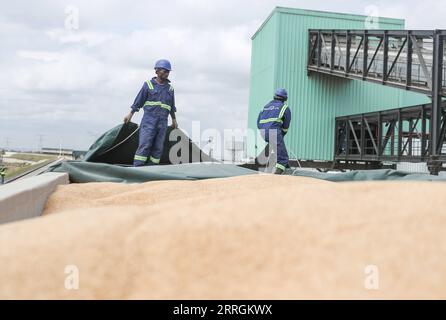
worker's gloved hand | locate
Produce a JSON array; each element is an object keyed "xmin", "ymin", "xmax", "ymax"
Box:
[{"xmin": 123, "ymin": 111, "xmax": 133, "ymax": 124}]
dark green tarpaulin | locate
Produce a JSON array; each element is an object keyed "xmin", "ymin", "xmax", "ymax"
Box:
[
  {"xmin": 48, "ymin": 161, "xmax": 257, "ymax": 183},
  {"xmin": 83, "ymin": 122, "xmax": 214, "ymax": 165},
  {"xmin": 48, "ymin": 162, "xmax": 446, "ymax": 184},
  {"xmin": 46, "ymin": 122, "xmax": 246, "ymax": 183},
  {"xmin": 45, "ymin": 123, "xmax": 446, "ymax": 183},
  {"xmin": 287, "ymin": 168, "xmax": 446, "ymax": 182}
]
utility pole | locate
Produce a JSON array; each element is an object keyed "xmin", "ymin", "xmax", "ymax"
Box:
[
  {"xmin": 243, "ymin": 136, "xmax": 247, "ymax": 160},
  {"xmin": 225, "ymin": 136, "xmax": 243, "ymax": 163},
  {"xmin": 4, "ymin": 137, "xmax": 10, "ymax": 151},
  {"xmin": 232, "ymin": 136, "xmax": 236, "ymax": 163},
  {"xmin": 208, "ymin": 137, "xmax": 213, "ymax": 161},
  {"xmin": 228, "ymin": 136, "xmax": 240, "ymax": 163},
  {"xmin": 37, "ymin": 134, "xmax": 44, "ymax": 153}
]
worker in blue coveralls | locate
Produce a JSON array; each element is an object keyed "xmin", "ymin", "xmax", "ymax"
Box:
[
  {"xmin": 123, "ymin": 59, "xmax": 178, "ymax": 166},
  {"xmin": 257, "ymin": 88, "xmax": 291, "ymax": 174}
]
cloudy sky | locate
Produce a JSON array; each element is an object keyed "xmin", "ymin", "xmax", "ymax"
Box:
[{"xmin": 1, "ymin": 0, "xmax": 446, "ymax": 151}]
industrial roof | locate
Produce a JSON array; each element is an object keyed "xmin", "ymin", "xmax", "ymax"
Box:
[{"xmin": 252, "ymin": 6, "xmax": 405, "ymax": 39}]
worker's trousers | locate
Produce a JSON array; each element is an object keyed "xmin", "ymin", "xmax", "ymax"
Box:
[
  {"xmin": 133, "ymin": 113, "xmax": 168, "ymax": 166},
  {"xmin": 260, "ymin": 128, "xmax": 289, "ymax": 171}
]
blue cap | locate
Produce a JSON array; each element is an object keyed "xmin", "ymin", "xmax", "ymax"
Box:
[
  {"xmin": 154, "ymin": 59, "xmax": 172, "ymax": 71},
  {"xmin": 275, "ymin": 88, "xmax": 287, "ymax": 98}
]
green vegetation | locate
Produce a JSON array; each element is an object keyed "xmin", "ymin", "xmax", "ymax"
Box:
[
  {"xmin": 4, "ymin": 159, "xmax": 54, "ymax": 180},
  {"xmin": 8, "ymin": 153, "xmax": 56, "ymax": 162}
]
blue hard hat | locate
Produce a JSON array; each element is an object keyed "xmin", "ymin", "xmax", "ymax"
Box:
[
  {"xmin": 275, "ymin": 88, "xmax": 287, "ymax": 98},
  {"xmin": 154, "ymin": 59, "xmax": 172, "ymax": 71}
]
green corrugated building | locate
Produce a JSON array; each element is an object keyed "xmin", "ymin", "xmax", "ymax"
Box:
[{"xmin": 247, "ymin": 7, "xmax": 430, "ymax": 161}]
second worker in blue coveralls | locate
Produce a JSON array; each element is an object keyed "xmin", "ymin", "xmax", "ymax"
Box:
[
  {"xmin": 123, "ymin": 59, "xmax": 178, "ymax": 166},
  {"xmin": 257, "ymin": 88, "xmax": 292, "ymax": 174}
]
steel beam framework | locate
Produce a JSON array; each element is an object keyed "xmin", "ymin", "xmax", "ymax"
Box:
[
  {"xmin": 308, "ymin": 29, "xmax": 446, "ymax": 173},
  {"xmin": 334, "ymin": 102, "xmax": 446, "ymax": 169}
]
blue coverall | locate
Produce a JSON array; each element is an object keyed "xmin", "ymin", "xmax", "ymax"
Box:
[
  {"xmin": 257, "ymin": 99, "xmax": 292, "ymax": 171},
  {"xmin": 131, "ymin": 77, "xmax": 176, "ymax": 166}
]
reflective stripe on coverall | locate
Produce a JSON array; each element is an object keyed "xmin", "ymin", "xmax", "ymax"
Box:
[
  {"xmin": 257, "ymin": 99, "xmax": 292, "ymax": 170},
  {"xmin": 131, "ymin": 77, "xmax": 176, "ymax": 166}
]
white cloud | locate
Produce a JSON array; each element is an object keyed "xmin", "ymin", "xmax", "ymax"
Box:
[
  {"xmin": 16, "ymin": 50, "xmax": 62, "ymax": 62},
  {"xmin": 45, "ymin": 29, "xmax": 114, "ymax": 46},
  {"xmin": 14, "ymin": 50, "xmax": 107, "ymax": 92}
]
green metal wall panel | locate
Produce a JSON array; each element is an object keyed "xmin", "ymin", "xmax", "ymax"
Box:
[
  {"xmin": 247, "ymin": 12, "xmax": 278, "ymax": 157},
  {"xmin": 248, "ymin": 7, "xmax": 431, "ymax": 161}
]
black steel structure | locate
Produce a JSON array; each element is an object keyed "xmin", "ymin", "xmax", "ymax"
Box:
[
  {"xmin": 334, "ymin": 102, "xmax": 446, "ymax": 171},
  {"xmin": 307, "ymin": 29, "xmax": 446, "ymax": 174}
]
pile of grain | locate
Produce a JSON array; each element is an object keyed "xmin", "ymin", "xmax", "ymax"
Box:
[{"xmin": 0, "ymin": 174, "xmax": 445, "ymax": 299}]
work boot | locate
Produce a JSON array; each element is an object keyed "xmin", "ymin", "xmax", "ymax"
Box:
[{"xmin": 273, "ymin": 167, "xmax": 284, "ymax": 175}]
